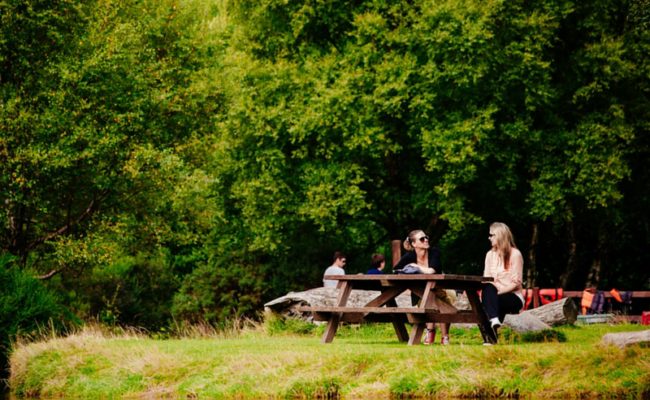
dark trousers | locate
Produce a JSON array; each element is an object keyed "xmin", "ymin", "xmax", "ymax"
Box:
[{"xmin": 481, "ymin": 283, "xmax": 524, "ymax": 322}]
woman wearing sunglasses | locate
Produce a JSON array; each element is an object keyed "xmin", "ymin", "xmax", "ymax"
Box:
[
  {"xmin": 481, "ymin": 222, "xmax": 525, "ymax": 344},
  {"xmin": 394, "ymin": 229, "xmax": 453, "ymax": 345}
]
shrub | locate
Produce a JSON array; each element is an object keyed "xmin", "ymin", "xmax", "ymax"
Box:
[
  {"xmin": 0, "ymin": 254, "xmax": 73, "ymax": 378},
  {"xmin": 172, "ymin": 257, "xmax": 267, "ymax": 325}
]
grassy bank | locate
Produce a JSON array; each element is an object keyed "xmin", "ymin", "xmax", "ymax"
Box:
[{"xmin": 8, "ymin": 321, "xmax": 650, "ymax": 399}]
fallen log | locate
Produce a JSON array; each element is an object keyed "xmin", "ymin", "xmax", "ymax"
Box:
[
  {"xmin": 523, "ymin": 297, "xmax": 578, "ymax": 326},
  {"xmin": 503, "ymin": 313, "xmax": 551, "ymax": 333},
  {"xmin": 601, "ymin": 330, "xmax": 650, "ymax": 348}
]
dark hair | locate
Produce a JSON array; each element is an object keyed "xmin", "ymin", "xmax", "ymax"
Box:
[
  {"xmin": 371, "ymin": 254, "xmax": 385, "ymax": 269},
  {"xmin": 333, "ymin": 251, "xmax": 346, "ymax": 262}
]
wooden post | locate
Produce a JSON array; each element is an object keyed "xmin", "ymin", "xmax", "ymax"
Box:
[
  {"xmin": 391, "ymin": 240, "xmax": 402, "ymax": 267},
  {"xmin": 533, "ymin": 287, "xmax": 540, "ymax": 309}
]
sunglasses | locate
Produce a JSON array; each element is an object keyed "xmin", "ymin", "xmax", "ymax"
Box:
[
  {"xmin": 417, "ymin": 236, "xmax": 429, "ymax": 243},
  {"xmin": 488, "ymin": 234, "xmax": 495, "ymax": 238}
]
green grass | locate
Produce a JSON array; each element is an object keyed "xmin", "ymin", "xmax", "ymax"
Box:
[{"xmin": 8, "ymin": 322, "xmax": 650, "ymax": 399}]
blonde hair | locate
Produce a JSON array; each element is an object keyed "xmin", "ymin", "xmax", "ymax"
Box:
[
  {"xmin": 403, "ymin": 229, "xmax": 425, "ymax": 252},
  {"xmin": 490, "ymin": 222, "xmax": 517, "ymax": 269}
]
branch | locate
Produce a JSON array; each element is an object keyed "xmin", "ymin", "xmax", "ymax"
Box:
[
  {"xmin": 26, "ymin": 190, "xmax": 109, "ymax": 251},
  {"xmin": 37, "ymin": 269, "xmax": 62, "ymax": 280}
]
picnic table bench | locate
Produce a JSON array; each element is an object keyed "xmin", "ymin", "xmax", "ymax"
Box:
[{"xmin": 298, "ymin": 274, "xmax": 497, "ymax": 345}]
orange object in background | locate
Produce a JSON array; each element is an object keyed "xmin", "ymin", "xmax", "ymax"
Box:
[
  {"xmin": 581, "ymin": 289, "xmax": 595, "ymax": 315},
  {"xmin": 610, "ymin": 288, "xmax": 623, "ymax": 303}
]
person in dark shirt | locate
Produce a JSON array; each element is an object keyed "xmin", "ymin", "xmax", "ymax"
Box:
[
  {"xmin": 366, "ymin": 254, "xmax": 386, "ymax": 274},
  {"xmin": 394, "ymin": 229, "xmax": 453, "ymax": 345}
]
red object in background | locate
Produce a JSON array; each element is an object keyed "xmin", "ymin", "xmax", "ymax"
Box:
[
  {"xmin": 539, "ymin": 288, "xmax": 564, "ymax": 305},
  {"xmin": 642, "ymin": 311, "xmax": 650, "ymax": 325}
]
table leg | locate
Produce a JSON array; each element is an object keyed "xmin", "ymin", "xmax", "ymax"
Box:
[
  {"xmin": 322, "ymin": 314, "xmax": 341, "ymax": 343},
  {"xmin": 466, "ymin": 289, "xmax": 497, "ymax": 344},
  {"xmin": 386, "ymin": 298, "xmax": 409, "ymax": 342},
  {"xmin": 322, "ymin": 281, "xmax": 353, "ymax": 343},
  {"xmin": 409, "ymin": 281, "xmax": 436, "ymax": 345},
  {"xmin": 364, "ymin": 286, "xmax": 403, "ymax": 307},
  {"xmin": 408, "ymin": 323, "xmax": 426, "ymax": 345}
]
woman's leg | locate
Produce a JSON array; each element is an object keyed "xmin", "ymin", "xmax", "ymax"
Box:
[
  {"xmin": 481, "ymin": 283, "xmax": 499, "ymax": 320},
  {"xmin": 423, "ymin": 323, "xmax": 435, "ymax": 344},
  {"xmin": 439, "ymin": 322, "xmax": 450, "ymax": 344},
  {"xmin": 497, "ymin": 292, "xmax": 524, "ymax": 322}
]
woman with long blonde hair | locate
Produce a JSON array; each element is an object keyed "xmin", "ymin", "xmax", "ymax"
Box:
[{"xmin": 482, "ymin": 222, "xmax": 525, "ymax": 343}]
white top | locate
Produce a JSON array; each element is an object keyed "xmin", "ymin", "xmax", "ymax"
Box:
[
  {"xmin": 323, "ymin": 265, "xmax": 345, "ymax": 287},
  {"xmin": 483, "ymin": 248, "xmax": 524, "ymax": 303}
]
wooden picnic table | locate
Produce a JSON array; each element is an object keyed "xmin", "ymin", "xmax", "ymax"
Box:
[{"xmin": 299, "ymin": 274, "xmax": 497, "ymax": 345}]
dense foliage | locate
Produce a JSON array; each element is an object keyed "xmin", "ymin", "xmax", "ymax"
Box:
[
  {"xmin": 1, "ymin": 0, "xmax": 648, "ymax": 330},
  {"xmin": 0, "ymin": 255, "xmax": 71, "ymax": 376}
]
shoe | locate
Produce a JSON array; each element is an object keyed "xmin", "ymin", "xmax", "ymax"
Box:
[
  {"xmin": 424, "ymin": 328, "xmax": 436, "ymax": 345},
  {"xmin": 490, "ymin": 319, "xmax": 501, "ymax": 339},
  {"xmin": 441, "ymin": 335, "xmax": 450, "ymax": 345},
  {"xmin": 483, "ymin": 342, "xmax": 493, "ymax": 346}
]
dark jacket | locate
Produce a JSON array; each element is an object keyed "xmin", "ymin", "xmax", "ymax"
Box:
[{"xmin": 393, "ymin": 248, "xmax": 442, "ymax": 273}]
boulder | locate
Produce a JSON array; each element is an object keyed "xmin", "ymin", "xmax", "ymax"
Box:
[
  {"xmin": 264, "ymin": 287, "xmax": 466, "ymax": 321},
  {"xmin": 601, "ymin": 330, "xmax": 650, "ymax": 348}
]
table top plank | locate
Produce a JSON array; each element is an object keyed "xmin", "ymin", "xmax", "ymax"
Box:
[
  {"xmin": 299, "ymin": 306, "xmax": 472, "ymax": 314},
  {"xmin": 323, "ymin": 274, "xmax": 493, "ymax": 282}
]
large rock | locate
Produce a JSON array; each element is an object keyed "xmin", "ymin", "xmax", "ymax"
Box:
[
  {"xmin": 602, "ymin": 330, "xmax": 650, "ymax": 348},
  {"xmin": 264, "ymin": 287, "xmax": 412, "ymax": 321},
  {"xmin": 264, "ymin": 287, "xmax": 466, "ymax": 321}
]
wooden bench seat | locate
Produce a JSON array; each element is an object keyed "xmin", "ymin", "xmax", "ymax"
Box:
[{"xmin": 297, "ymin": 306, "xmax": 479, "ymax": 324}]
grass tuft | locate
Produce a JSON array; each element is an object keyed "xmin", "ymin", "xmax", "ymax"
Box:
[
  {"xmin": 284, "ymin": 377, "xmax": 341, "ymax": 399},
  {"xmin": 389, "ymin": 375, "xmax": 420, "ymax": 399},
  {"xmin": 499, "ymin": 327, "xmax": 566, "ymax": 343},
  {"xmin": 264, "ymin": 313, "xmax": 319, "ymax": 336}
]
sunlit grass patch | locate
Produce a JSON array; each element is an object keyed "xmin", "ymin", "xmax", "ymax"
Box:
[{"xmin": 8, "ymin": 322, "xmax": 650, "ymax": 398}]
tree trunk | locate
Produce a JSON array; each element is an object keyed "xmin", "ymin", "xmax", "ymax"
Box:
[
  {"xmin": 585, "ymin": 224, "xmax": 605, "ymax": 289},
  {"xmin": 526, "ymin": 222, "xmax": 539, "ymax": 288},
  {"xmin": 503, "ymin": 313, "xmax": 551, "ymax": 333},
  {"xmin": 559, "ymin": 216, "xmax": 577, "ymax": 288},
  {"xmin": 522, "ymin": 297, "xmax": 578, "ymax": 326}
]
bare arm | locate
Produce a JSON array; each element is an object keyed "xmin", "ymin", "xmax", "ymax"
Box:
[{"xmin": 495, "ymin": 249, "xmax": 523, "ymax": 294}]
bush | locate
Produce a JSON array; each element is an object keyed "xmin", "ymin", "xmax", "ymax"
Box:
[
  {"xmin": 172, "ymin": 257, "xmax": 267, "ymax": 325},
  {"xmin": 0, "ymin": 254, "xmax": 73, "ymax": 378},
  {"xmin": 50, "ymin": 253, "xmax": 180, "ymax": 331}
]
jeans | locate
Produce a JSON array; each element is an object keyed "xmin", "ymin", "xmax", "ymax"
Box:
[{"xmin": 481, "ymin": 283, "xmax": 524, "ymax": 322}]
